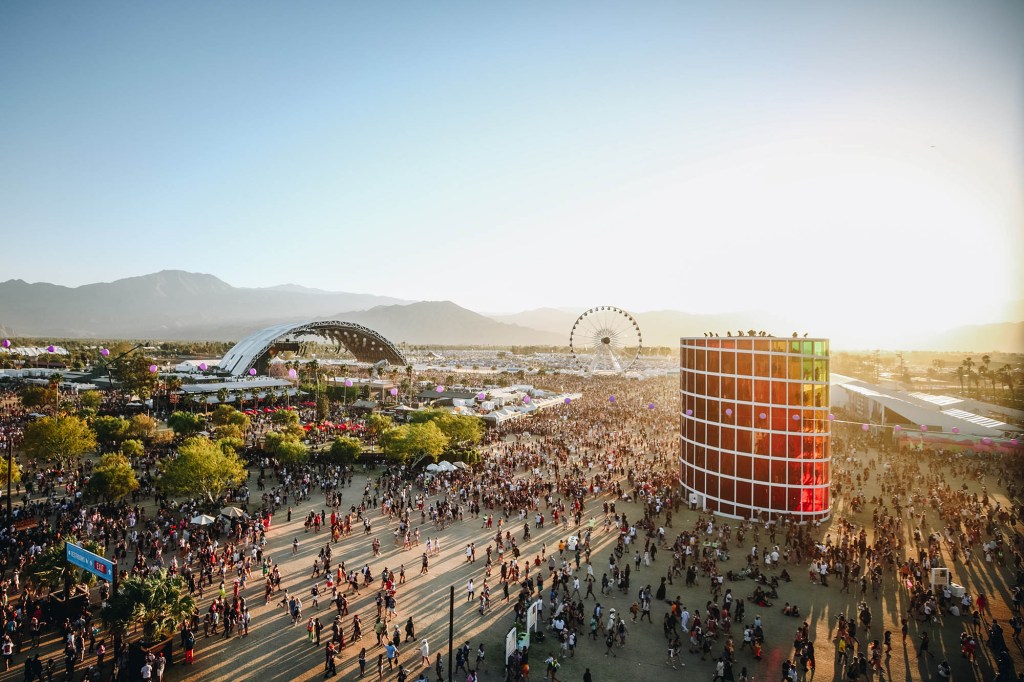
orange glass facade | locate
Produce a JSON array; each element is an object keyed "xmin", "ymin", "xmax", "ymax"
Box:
[{"xmin": 680, "ymin": 337, "xmax": 831, "ymax": 520}]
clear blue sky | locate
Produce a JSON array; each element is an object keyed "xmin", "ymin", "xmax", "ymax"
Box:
[{"xmin": 2, "ymin": 1, "xmax": 1022, "ymax": 341}]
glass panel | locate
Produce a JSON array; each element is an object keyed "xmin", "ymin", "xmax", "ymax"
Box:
[
  {"xmin": 722, "ymin": 351, "xmax": 735, "ymax": 374},
  {"xmin": 770, "ymin": 358, "xmax": 787, "ymax": 379},
  {"xmin": 721, "ymin": 427, "xmax": 735, "ymax": 453},
  {"xmin": 736, "ymin": 455, "xmax": 752, "ymax": 479},
  {"xmin": 802, "ymin": 340, "xmax": 813, "ymax": 354},
  {"xmin": 737, "ymin": 339, "xmax": 751, "ymax": 350},
  {"xmin": 738, "ymin": 352, "xmax": 752, "ymax": 375},
  {"xmin": 752, "ymin": 339, "xmax": 769, "ymax": 352},
  {"xmin": 787, "ymin": 487, "xmax": 802, "ymax": 512},
  {"xmin": 735, "ymin": 480, "xmax": 752, "ymax": 507},
  {"xmin": 706, "ymin": 374, "xmax": 720, "ymax": 398},
  {"xmin": 737, "ymin": 403, "xmax": 752, "ymax": 428},
  {"xmin": 722, "ymin": 376, "xmax": 735, "ymax": 400},
  {"xmin": 772, "ymin": 340, "xmax": 787, "ymax": 352},
  {"xmin": 754, "ymin": 353, "xmax": 770, "ymax": 377},
  {"xmin": 754, "ymin": 380, "xmax": 770, "ymax": 402},
  {"xmin": 771, "ymin": 486, "xmax": 786, "ymax": 511},
  {"xmin": 695, "ymin": 350, "xmax": 706, "ymax": 371},
  {"xmin": 718, "ymin": 477, "xmax": 734, "ymax": 504},
  {"xmin": 736, "ymin": 428, "xmax": 752, "ymax": 454},
  {"xmin": 718, "ymin": 502, "xmax": 735, "ymax": 517},
  {"xmin": 705, "ymin": 474, "xmax": 718, "ymax": 499},
  {"xmin": 752, "ymin": 483, "xmax": 771, "ymax": 510},
  {"xmin": 771, "ymin": 380, "xmax": 788, "ymax": 404},
  {"xmin": 708, "ymin": 350, "xmax": 720, "ymax": 373},
  {"xmin": 788, "ymin": 357, "xmax": 803, "ymax": 380},
  {"xmin": 737, "ymin": 378, "xmax": 752, "ymax": 402},
  {"xmin": 719, "ymin": 451, "xmax": 735, "ymax": 476},
  {"xmin": 753, "ymin": 456, "xmax": 769, "ymax": 483},
  {"xmin": 706, "ymin": 425, "xmax": 719, "ymax": 448}
]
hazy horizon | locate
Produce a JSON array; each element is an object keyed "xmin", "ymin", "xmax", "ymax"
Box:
[{"xmin": 2, "ymin": 2, "xmax": 1022, "ymax": 346}]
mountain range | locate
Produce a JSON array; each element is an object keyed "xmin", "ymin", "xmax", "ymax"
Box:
[{"xmin": 0, "ymin": 271, "xmax": 1020, "ymax": 352}]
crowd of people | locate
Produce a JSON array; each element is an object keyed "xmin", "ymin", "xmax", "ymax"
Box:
[{"xmin": 0, "ymin": 369, "xmax": 1021, "ymax": 682}]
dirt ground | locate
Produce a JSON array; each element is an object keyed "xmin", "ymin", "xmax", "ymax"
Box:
[{"xmin": 2, "ymin": 441, "xmax": 1020, "ymax": 682}]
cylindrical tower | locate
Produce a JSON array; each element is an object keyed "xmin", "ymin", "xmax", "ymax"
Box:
[{"xmin": 679, "ymin": 336, "xmax": 831, "ymax": 520}]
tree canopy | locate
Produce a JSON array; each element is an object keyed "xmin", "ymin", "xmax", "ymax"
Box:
[
  {"xmin": 380, "ymin": 421, "xmax": 448, "ymax": 464},
  {"xmin": 263, "ymin": 431, "xmax": 309, "ymax": 467},
  {"xmin": 211, "ymin": 405, "xmax": 250, "ymax": 430},
  {"xmin": 0, "ymin": 457, "xmax": 20, "ymax": 488},
  {"xmin": 88, "ymin": 453, "xmax": 140, "ymax": 502},
  {"xmin": 324, "ymin": 436, "xmax": 362, "ymax": 465},
  {"xmin": 22, "ymin": 416, "xmax": 97, "ymax": 469},
  {"xmin": 167, "ymin": 411, "xmax": 205, "ymax": 438},
  {"xmin": 18, "ymin": 385, "xmax": 55, "ymax": 410},
  {"xmin": 102, "ymin": 570, "xmax": 196, "ymax": 642},
  {"xmin": 408, "ymin": 410, "xmax": 483, "ymax": 447},
  {"xmin": 158, "ymin": 436, "xmax": 247, "ymax": 506},
  {"xmin": 22, "ymin": 537, "xmax": 106, "ymax": 597},
  {"xmin": 92, "ymin": 415, "xmax": 132, "ymax": 451}
]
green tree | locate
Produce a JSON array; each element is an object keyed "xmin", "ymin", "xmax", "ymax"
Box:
[
  {"xmin": 270, "ymin": 410, "xmax": 300, "ymax": 428},
  {"xmin": 167, "ymin": 411, "xmax": 205, "ymax": 438},
  {"xmin": 128, "ymin": 414, "xmax": 157, "ymax": 441},
  {"xmin": 111, "ymin": 354, "xmax": 159, "ymax": 398},
  {"xmin": 102, "ymin": 570, "xmax": 196, "ymax": 642},
  {"xmin": 263, "ymin": 432, "xmax": 309, "ymax": 467},
  {"xmin": 381, "ymin": 422, "xmax": 448, "ymax": 464},
  {"xmin": 22, "ymin": 416, "xmax": 97, "ymax": 469},
  {"xmin": 365, "ymin": 414, "xmax": 394, "ymax": 441},
  {"xmin": 120, "ymin": 439, "xmax": 145, "ymax": 459},
  {"xmin": 79, "ymin": 391, "xmax": 103, "ymax": 411},
  {"xmin": 18, "ymin": 385, "xmax": 55, "ymax": 410},
  {"xmin": 0, "ymin": 457, "xmax": 21, "ymax": 489},
  {"xmin": 92, "ymin": 416, "xmax": 132, "ymax": 452},
  {"xmin": 211, "ymin": 405, "xmax": 250, "ymax": 430},
  {"xmin": 408, "ymin": 410, "xmax": 483, "ymax": 448},
  {"xmin": 158, "ymin": 436, "xmax": 246, "ymax": 506},
  {"xmin": 214, "ymin": 423, "xmax": 245, "ymax": 442},
  {"xmin": 324, "ymin": 436, "xmax": 362, "ymax": 465},
  {"xmin": 88, "ymin": 453, "xmax": 140, "ymax": 502},
  {"xmin": 216, "ymin": 436, "xmax": 244, "ymax": 455},
  {"xmin": 22, "ymin": 537, "xmax": 106, "ymax": 597}
]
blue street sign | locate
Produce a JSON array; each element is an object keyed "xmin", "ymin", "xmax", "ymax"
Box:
[{"xmin": 65, "ymin": 542, "xmax": 114, "ymax": 582}]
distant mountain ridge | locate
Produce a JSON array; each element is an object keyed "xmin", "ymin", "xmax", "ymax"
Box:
[
  {"xmin": 0, "ymin": 271, "xmax": 1020, "ymax": 352},
  {"xmin": 0, "ymin": 270, "xmax": 408, "ymax": 340}
]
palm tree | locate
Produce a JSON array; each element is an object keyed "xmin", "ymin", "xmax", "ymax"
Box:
[
  {"xmin": 22, "ymin": 537, "xmax": 104, "ymax": 598},
  {"xmin": 102, "ymin": 570, "xmax": 196, "ymax": 643},
  {"xmin": 961, "ymin": 357, "xmax": 976, "ymax": 395},
  {"xmin": 997, "ymin": 364, "xmax": 1015, "ymax": 400}
]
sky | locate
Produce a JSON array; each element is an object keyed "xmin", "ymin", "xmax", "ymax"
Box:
[{"xmin": 1, "ymin": 1, "xmax": 1022, "ymax": 344}]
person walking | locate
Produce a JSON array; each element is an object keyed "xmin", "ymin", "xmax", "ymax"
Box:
[
  {"xmin": 918, "ymin": 631, "xmax": 934, "ymax": 659},
  {"xmin": 420, "ymin": 639, "xmax": 430, "ymax": 667}
]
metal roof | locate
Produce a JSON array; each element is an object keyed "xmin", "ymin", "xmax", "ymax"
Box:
[{"xmin": 218, "ymin": 320, "xmax": 406, "ymax": 376}]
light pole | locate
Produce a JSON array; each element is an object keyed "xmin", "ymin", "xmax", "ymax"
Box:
[{"xmin": 0, "ymin": 426, "xmax": 23, "ymax": 524}]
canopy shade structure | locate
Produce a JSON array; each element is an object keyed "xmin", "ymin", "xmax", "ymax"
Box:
[{"xmin": 218, "ymin": 320, "xmax": 407, "ymax": 376}]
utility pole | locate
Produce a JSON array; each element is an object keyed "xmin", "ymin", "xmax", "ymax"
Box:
[{"xmin": 448, "ymin": 586, "xmax": 454, "ymax": 682}]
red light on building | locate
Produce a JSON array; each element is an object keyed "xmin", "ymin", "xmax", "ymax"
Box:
[{"xmin": 680, "ymin": 336, "xmax": 831, "ymax": 520}]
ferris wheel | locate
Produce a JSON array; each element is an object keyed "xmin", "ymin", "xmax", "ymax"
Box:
[{"xmin": 569, "ymin": 306, "xmax": 642, "ymax": 374}]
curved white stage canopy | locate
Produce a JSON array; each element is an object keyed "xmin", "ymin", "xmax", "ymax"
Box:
[{"xmin": 218, "ymin": 320, "xmax": 407, "ymax": 376}]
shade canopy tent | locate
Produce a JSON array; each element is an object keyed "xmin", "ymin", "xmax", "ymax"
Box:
[
  {"xmin": 220, "ymin": 506, "xmax": 246, "ymax": 519},
  {"xmin": 190, "ymin": 515, "xmax": 217, "ymax": 526}
]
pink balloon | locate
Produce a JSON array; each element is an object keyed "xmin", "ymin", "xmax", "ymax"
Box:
[
  {"xmin": 249, "ymin": 368, "xmax": 257, "ymax": 376},
  {"xmin": 199, "ymin": 362, "xmax": 207, "ymax": 371},
  {"xmin": 919, "ymin": 424, "xmax": 927, "ymax": 432},
  {"xmin": 148, "ymin": 364, "xmax": 158, "ymax": 373},
  {"xmin": 46, "ymin": 345, "xmax": 56, "ymax": 353},
  {"xmin": 648, "ymin": 403, "xmax": 655, "ymax": 410},
  {"xmin": 100, "ymin": 348, "xmax": 110, "ymax": 357},
  {"xmin": 0, "ymin": 339, "xmax": 9, "ymax": 348},
  {"xmin": 344, "ymin": 379, "xmax": 353, "ymax": 387},
  {"xmin": 390, "ymin": 388, "xmax": 399, "ymax": 396},
  {"xmin": 1011, "ymin": 439, "xmax": 1018, "ymax": 446},
  {"xmin": 725, "ymin": 408, "xmax": 733, "ymax": 417},
  {"xmin": 893, "ymin": 425, "xmax": 901, "ymax": 431},
  {"xmin": 685, "ymin": 409, "xmax": 693, "ymax": 416},
  {"xmin": 564, "ymin": 397, "xmax": 571, "ymax": 405},
  {"xmin": 523, "ymin": 395, "xmax": 532, "ymax": 404},
  {"xmin": 609, "ymin": 395, "xmax": 616, "ymax": 403},
  {"xmin": 436, "ymin": 385, "xmax": 444, "ymax": 392},
  {"xmin": 827, "ymin": 414, "xmax": 835, "ymax": 421},
  {"xmin": 951, "ymin": 427, "xmax": 959, "ymax": 434},
  {"xmin": 477, "ymin": 393, "xmax": 486, "ymax": 401},
  {"xmin": 288, "ymin": 369, "xmax": 297, "ymax": 378},
  {"xmin": 982, "ymin": 437, "xmax": 992, "ymax": 445},
  {"xmin": 792, "ymin": 414, "xmax": 801, "ymax": 421},
  {"xmin": 759, "ymin": 412, "xmax": 767, "ymax": 420},
  {"xmin": 861, "ymin": 424, "xmax": 869, "ymax": 431}
]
